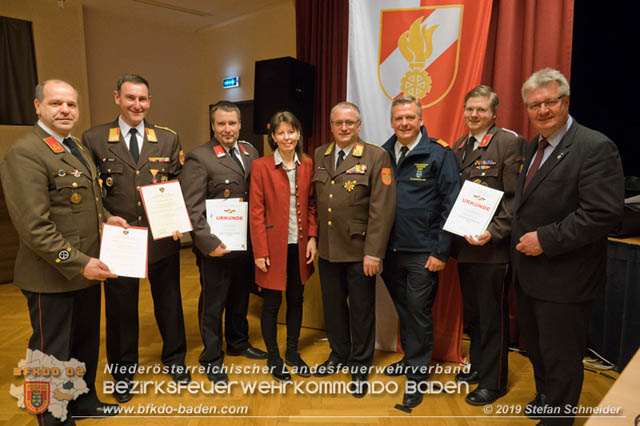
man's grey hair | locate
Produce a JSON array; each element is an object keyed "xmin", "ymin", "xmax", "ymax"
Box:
[
  {"xmin": 521, "ymin": 68, "xmax": 570, "ymax": 103},
  {"xmin": 35, "ymin": 79, "xmax": 78, "ymax": 101},
  {"xmin": 464, "ymin": 85, "xmax": 499, "ymax": 113},
  {"xmin": 390, "ymin": 95, "xmax": 422, "ymax": 119},
  {"xmin": 210, "ymin": 100, "xmax": 241, "ymax": 122},
  {"xmin": 330, "ymin": 101, "xmax": 361, "ymax": 121}
]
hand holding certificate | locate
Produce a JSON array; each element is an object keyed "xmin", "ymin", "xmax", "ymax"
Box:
[
  {"xmin": 138, "ymin": 180, "xmax": 193, "ymax": 240},
  {"xmin": 443, "ymin": 180, "xmax": 503, "ymax": 238},
  {"xmin": 206, "ymin": 198, "xmax": 248, "ymax": 251},
  {"xmin": 99, "ymin": 224, "xmax": 148, "ymax": 278}
]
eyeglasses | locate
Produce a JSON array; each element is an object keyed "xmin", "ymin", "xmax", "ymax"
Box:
[
  {"xmin": 331, "ymin": 120, "xmax": 360, "ymax": 128},
  {"xmin": 526, "ymin": 95, "xmax": 566, "ymax": 111}
]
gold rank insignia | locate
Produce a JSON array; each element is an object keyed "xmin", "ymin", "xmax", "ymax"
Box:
[
  {"xmin": 324, "ymin": 143, "xmax": 335, "ymax": 156},
  {"xmin": 108, "ymin": 128, "xmax": 120, "ymax": 142},
  {"xmin": 344, "ymin": 180, "xmax": 356, "ymax": 192},
  {"xmin": 352, "ymin": 143, "xmax": 364, "ymax": 157},
  {"xmin": 70, "ymin": 193, "xmax": 82, "ymax": 204},
  {"xmin": 145, "ymin": 128, "xmax": 158, "ymax": 142}
]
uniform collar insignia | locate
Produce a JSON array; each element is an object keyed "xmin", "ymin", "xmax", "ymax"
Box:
[
  {"xmin": 145, "ymin": 128, "xmax": 158, "ymax": 142},
  {"xmin": 42, "ymin": 136, "xmax": 64, "ymax": 153},
  {"xmin": 324, "ymin": 142, "xmax": 334, "ymax": 156},
  {"xmin": 108, "ymin": 128, "xmax": 120, "ymax": 142},
  {"xmin": 213, "ymin": 144, "xmax": 226, "ymax": 158},
  {"xmin": 352, "ymin": 143, "xmax": 364, "ymax": 157}
]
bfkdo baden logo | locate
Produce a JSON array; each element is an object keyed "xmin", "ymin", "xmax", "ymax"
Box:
[
  {"xmin": 11, "ymin": 349, "xmax": 89, "ymax": 422},
  {"xmin": 378, "ymin": 5, "xmax": 463, "ymax": 108},
  {"xmin": 24, "ymin": 381, "xmax": 50, "ymax": 414}
]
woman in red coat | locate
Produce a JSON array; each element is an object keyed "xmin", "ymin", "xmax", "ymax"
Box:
[{"xmin": 250, "ymin": 111, "xmax": 317, "ymax": 381}]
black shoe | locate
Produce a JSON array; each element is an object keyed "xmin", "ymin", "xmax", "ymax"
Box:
[
  {"xmin": 207, "ymin": 370, "xmax": 229, "ymax": 384},
  {"xmin": 383, "ymin": 359, "xmax": 406, "ymax": 377},
  {"xmin": 171, "ymin": 366, "xmax": 191, "ymax": 385},
  {"xmin": 227, "ymin": 345, "xmax": 268, "ymax": 360},
  {"xmin": 402, "ymin": 390, "xmax": 424, "ymax": 408},
  {"xmin": 112, "ymin": 379, "xmax": 133, "ymax": 403},
  {"xmin": 285, "ymin": 352, "xmax": 311, "ymax": 378},
  {"xmin": 313, "ymin": 358, "xmax": 343, "ymax": 377},
  {"xmin": 350, "ymin": 373, "xmax": 368, "ymax": 398},
  {"xmin": 455, "ymin": 369, "xmax": 480, "ymax": 384},
  {"xmin": 70, "ymin": 401, "xmax": 120, "ymax": 418},
  {"xmin": 268, "ymin": 358, "xmax": 292, "ymax": 382},
  {"xmin": 465, "ymin": 387, "xmax": 508, "ymax": 406},
  {"xmin": 525, "ymin": 393, "xmax": 547, "ymax": 419}
]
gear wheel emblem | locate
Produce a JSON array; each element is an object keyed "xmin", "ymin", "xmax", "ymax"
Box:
[{"xmin": 401, "ymin": 69, "xmax": 432, "ymax": 99}]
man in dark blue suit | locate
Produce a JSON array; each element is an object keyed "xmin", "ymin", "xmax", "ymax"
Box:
[{"xmin": 512, "ymin": 68, "xmax": 624, "ymax": 426}]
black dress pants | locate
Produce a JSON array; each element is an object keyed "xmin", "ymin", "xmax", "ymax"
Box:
[
  {"xmin": 195, "ymin": 250, "xmax": 252, "ymax": 366},
  {"xmin": 23, "ymin": 285, "xmax": 101, "ymax": 425},
  {"xmin": 458, "ymin": 262, "xmax": 509, "ymax": 391},
  {"xmin": 516, "ymin": 281, "xmax": 592, "ymax": 426},
  {"xmin": 261, "ymin": 244, "xmax": 304, "ymax": 358},
  {"xmin": 381, "ymin": 251, "xmax": 437, "ymax": 382},
  {"xmin": 104, "ymin": 252, "xmax": 187, "ymax": 380},
  {"xmin": 318, "ymin": 258, "xmax": 375, "ymax": 369}
]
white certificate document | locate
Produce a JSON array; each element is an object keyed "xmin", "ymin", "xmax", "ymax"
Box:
[
  {"xmin": 443, "ymin": 180, "xmax": 504, "ymax": 237},
  {"xmin": 138, "ymin": 180, "xmax": 193, "ymax": 240},
  {"xmin": 205, "ymin": 198, "xmax": 248, "ymax": 251},
  {"xmin": 99, "ymin": 224, "xmax": 148, "ymax": 278}
]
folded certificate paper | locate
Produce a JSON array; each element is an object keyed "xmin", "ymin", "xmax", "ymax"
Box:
[
  {"xmin": 205, "ymin": 198, "xmax": 248, "ymax": 251},
  {"xmin": 99, "ymin": 224, "xmax": 148, "ymax": 278},
  {"xmin": 138, "ymin": 180, "xmax": 193, "ymax": 240},
  {"xmin": 443, "ymin": 180, "xmax": 503, "ymax": 237}
]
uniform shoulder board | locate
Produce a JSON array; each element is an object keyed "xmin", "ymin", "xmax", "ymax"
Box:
[
  {"xmin": 432, "ymin": 138, "xmax": 450, "ymax": 149},
  {"xmin": 501, "ymin": 128, "xmax": 519, "ymax": 137},
  {"xmin": 364, "ymin": 141, "xmax": 385, "ymax": 151},
  {"xmin": 71, "ymin": 135, "xmax": 81, "ymax": 143},
  {"xmin": 154, "ymin": 125, "xmax": 177, "ymax": 135}
]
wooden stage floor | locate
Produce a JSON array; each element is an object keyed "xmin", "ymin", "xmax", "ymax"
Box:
[{"xmin": 0, "ymin": 249, "xmax": 619, "ymax": 425}]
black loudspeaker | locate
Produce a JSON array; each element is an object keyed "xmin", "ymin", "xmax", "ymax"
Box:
[{"xmin": 254, "ymin": 57, "xmax": 315, "ymax": 136}]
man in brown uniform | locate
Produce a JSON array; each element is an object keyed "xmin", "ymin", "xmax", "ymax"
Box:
[
  {"xmin": 452, "ymin": 85, "xmax": 525, "ymax": 405},
  {"xmin": 180, "ymin": 101, "xmax": 266, "ymax": 384},
  {"xmin": 82, "ymin": 74, "xmax": 189, "ymax": 403},
  {"xmin": 1, "ymin": 79, "xmax": 126, "ymax": 425},
  {"xmin": 312, "ymin": 102, "xmax": 396, "ymax": 398}
]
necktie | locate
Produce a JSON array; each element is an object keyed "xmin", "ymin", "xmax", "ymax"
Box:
[
  {"xmin": 229, "ymin": 147, "xmax": 244, "ymax": 171},
  {"xmin": 398, "ymin": 145, "xmax": 409, "ymax": 167},
  {"xmin": 523, "ymin": 137, "xmax": 550, "ymax": 191},
  {"xmin": 62, "ymin": 137, "xmax": 90, "ymax": 171},
  {"xmin": 336, "ymin": 150, "xmax": 345, "ymax": 168},
  {"xmin": 463, "ymin": 136, "xmax": 476, "ymax": 162},
  {"xmin": 129, "ymin": 128, "xmax": 140, "ymax": 163}
]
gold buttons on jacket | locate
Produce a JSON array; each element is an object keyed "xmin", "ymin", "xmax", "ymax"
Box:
[
  {"xmin": 329, "ymin": 194, "xmax": 333, "ymax": 198},
  {"xmin": 328, "ymin": 221, "xmax": 332, "ymax": 226},
  {"xmin": 138, "ymin": 216, "xmax": 142, "ymax": 221}
]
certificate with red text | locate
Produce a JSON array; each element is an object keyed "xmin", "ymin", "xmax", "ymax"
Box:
[
  {"xmin": 205, "ymin": 198, "xmax": 248, "ymax": 251},
  {"xmin": 99, "ymin": 224, "xmax": 148, "ymax": 278},
  {"xmin": 443, "ymin": 181, "xmax": 503, "ymax": 238}
]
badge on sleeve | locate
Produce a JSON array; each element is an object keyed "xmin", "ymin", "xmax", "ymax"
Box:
[
  {"xmin": 381, "ymin": 167, "xmax": 392, "ymax": 185},
  {"xmin": 179, "ymin": 150, "xmax": 185, "ymax": 166}
]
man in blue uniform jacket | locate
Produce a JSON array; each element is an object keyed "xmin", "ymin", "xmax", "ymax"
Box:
[{"xmin": 381, "ymin": 95, "xmax": 460, "ymax": 408}]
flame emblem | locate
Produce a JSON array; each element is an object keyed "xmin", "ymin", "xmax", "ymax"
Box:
[
  {"xmin": 398, "ymin": 17, "xmax": 438, "ymax": 99},
  {"xmin": 472, "ymin": 194, "xmax": 486, "ymax": 201},
  {"xmin": 224, "ymin": 208, "xmax": 236, "ymax": 214}
]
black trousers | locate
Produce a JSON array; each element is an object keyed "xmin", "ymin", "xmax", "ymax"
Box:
[
  {"xmin": 261, "ymin": 244, "xmax": 304, "ymax": 358},
  {"xmin": 195, "ymin": 250, "xmax": 252, "ymax": 366},
  {"xmin": 381, "ymin": 251, "xmax": 437, "ymax": 382},
  {"xmin": 458, "ymin": 262, "xmax": 509, "ymax": 390},
  {"xmin": 23, "ymin": 285, "xmax": 101, "ymax": 425},
  {"xmin": 516, "ymin": 281, "xmax": 592, "ymax": 426},
  {"xmin": 104, "ymin": 252, "xmax": 186, "ymax": 379},
  {"xmin": 318, "ymin": 258, "xmax": 375, "ymax": 369}
]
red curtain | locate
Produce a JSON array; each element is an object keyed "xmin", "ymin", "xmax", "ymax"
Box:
[
  {"xmin": 482, "ymin": 0, "xmax": 574, "ymax": 140},
  {"xmin": 295, "ymin": 0, "xmax": 348, "ymax": 155}
]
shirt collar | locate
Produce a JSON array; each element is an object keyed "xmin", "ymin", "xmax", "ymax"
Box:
[
  {"xmin": 118, "ymin": 116, "xmax": 145, "ymax": 139},
  {"xmin": 37, "ymin": 120, "xmax": 68, "ymax": 142},
  {"xmin": 222, "ymin": 141, "xmax": 239, "ymax": 154},
  {"xmin": 335, "ymin": 142, "xmax": 354, "ymax": 157},
  {"xmin": 545, "ymin": 115, "xmax": 573, "ymax": 148},
  {"xmin": 468, "ymin": 128, "xmax": 489, "ymax": 144},
  {"xmin": 274, "ymin": 149, "xmax": 300, "ymax": 167},
  {"xmin": 394, "ymin": 133, "xmax": 420, "ymax": 158}
]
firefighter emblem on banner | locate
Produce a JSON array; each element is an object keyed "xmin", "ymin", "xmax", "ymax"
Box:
[{"xmin": 378, "ymin": 6, "xmax": 463, "ymax": 108}]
